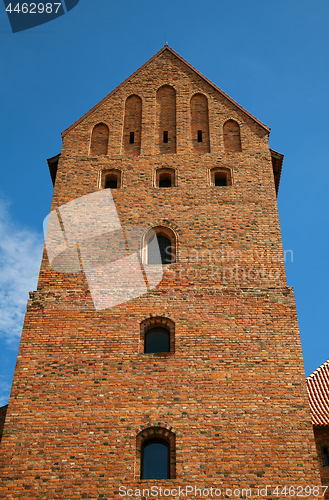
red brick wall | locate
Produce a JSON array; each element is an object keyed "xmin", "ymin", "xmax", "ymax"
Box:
[
  {"xmin": 0, "ymin": 48, "xmax": 321, "ymax": 499},
  {"xmin": 0, "ymin": 404, "xmax": 8, "ymax": 443}
]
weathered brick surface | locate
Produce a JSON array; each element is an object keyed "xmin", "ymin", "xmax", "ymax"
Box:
[{"xmin": 0, "ymin": 47, "xmax": 321, "ymax": 499}]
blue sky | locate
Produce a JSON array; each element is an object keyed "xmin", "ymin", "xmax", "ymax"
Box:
[{"xmin": 0, "ymin": 0, "xmax": 328, "ymax": 406}]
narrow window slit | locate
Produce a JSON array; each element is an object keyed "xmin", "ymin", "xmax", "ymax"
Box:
[
  {"xmin": 163, "ymin": 131, "xmax": 168, "ymax": 143},
  {"xmin": 323, "ymin": 447, "xmax": 329, "ymax": 466},
  {"xmin": 129, "ymin": 132, "xmax": 135, "ymax": 144},
  {"xmin": 197, "ymin": 130, "xmax": 203, "ymax": 142}
]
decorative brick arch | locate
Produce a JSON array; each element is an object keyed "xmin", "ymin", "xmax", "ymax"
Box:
[
  {"xmin": 156, "ymin": 85, "xmax": 176, "ymax": 154},
  {"xmin": 123, "ymin": 94, "xmax": 142, "ymax": 156},
  {"xmin": 223, "ymin": 119, "xmax": 242, "ymax": 152},
  {"xmin": 140, "ymin": 316, "xmax": 175, "ymax": 354},
  {"xmin": 135, "ymin": 424, "xmax": 177, "ymax": 480},
  {"xmin": 190, "ymin": 92, "xmax": 210, "ymax": 153},
  {"xmin": 90, "ymin": 122, "xmax": 109, "ymax": 155}
]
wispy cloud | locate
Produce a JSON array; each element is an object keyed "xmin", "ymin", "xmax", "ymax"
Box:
[
  {"xmin": 0, "ymin": 199, "xmax": 44, "ymax": 347},
  {"xmin": 0, "ymin": 379, "xmax": 12, "ymax": 407}
]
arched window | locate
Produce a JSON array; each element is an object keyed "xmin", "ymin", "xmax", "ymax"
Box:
[
  {"xmin": 156, "ymin": 168, "xmax": 175, "ymax": 188},
  {"xmin": 100, "ymin": 169, "xmax": 121, "ymax": 189},
  {"xmin": 190, "ymin": 93, "xmax": 210, "ymax": 153},
  {"xmin": 148, "ymin": 235, "xmax": 171, "ymax": 265},
  {"xmin": 144, "ymin": 227, "xmax": 176, "ymax": 266},
  {"xmin": 156, "ymin": 85, "xmax": 176, "ymax": 154},
  {"xmin": 136, "ymin": 426, "xmax": 176, "ymax": 480},
  {"xmin": 145, "ymin": 327, "xmax": 170, "ymax": 353},
  {"xmin": 123, "ymin": 94, "xmax": 142, "ymax": 155},
  {"xmin": 223, "ymin": 120, "xmax": 242, "ymax": 152},
  {"xmin": 140, "ymin": 317, "xmax": 175, "ymax": 354},
  {"xmin": 210, "ymin": 167, "xmax": 232, "ymax": 187},
  {"xmin": 141, "ymin": 439, "xmax": 169, "ymax": 479},
  {"xmin": 90, "ymin": 123, "xmax": 109, "ymax": 155}
]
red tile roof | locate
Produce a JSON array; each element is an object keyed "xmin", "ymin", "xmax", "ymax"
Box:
[{"xmin": 307, "ymin": 359, "xmax": 329, "ymax": 425}]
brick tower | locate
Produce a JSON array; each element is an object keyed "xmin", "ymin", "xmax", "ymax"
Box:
[{"xmin": 0, "ymin": 46, "xmax": 322, "ymax": 499}]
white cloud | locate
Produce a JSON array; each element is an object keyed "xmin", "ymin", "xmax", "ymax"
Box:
[
  {"xmin": 0, "ymin": 380, "xmax": 11, "ymax": 407},
  {"xmin": 0, "ymin": 199, "xmax": 44, "ymax": 347}
]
